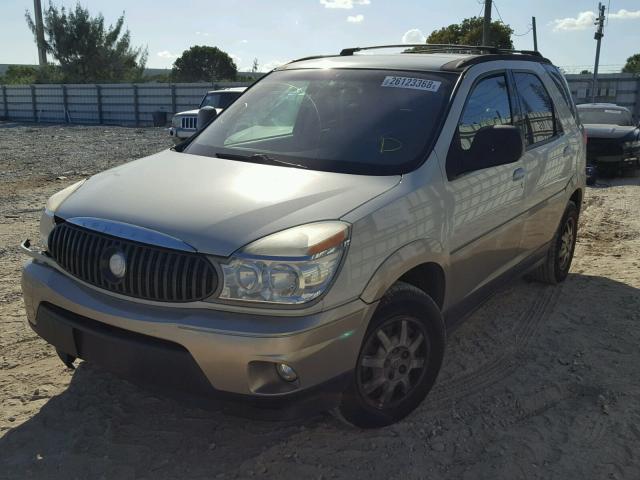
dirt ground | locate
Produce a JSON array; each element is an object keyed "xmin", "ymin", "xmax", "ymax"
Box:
[{"xmin": 1, "ymin": 123, "xmax": 639, "ymax": 479}]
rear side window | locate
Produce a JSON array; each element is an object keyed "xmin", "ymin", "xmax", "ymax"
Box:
[
  {"xmin": 446, "ymin": 74, "xmax": 512, "ymax": 178},
  {"xmin": 513, "ymin": 72, "xmax": 557, "ymax": 147}
]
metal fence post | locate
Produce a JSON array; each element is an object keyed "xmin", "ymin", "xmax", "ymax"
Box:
[
  {"xmin": 61, "ymin": 84, "xmax": 69, "ymax": 123},
  {"xmin": 96, "ymin": 85, "xmax": 103, "ymax": 124},
  {"xmin": 30, "ymin": 85, "xmax": 37, "ymax": 122},
  {"xmin": 1, "ymin": 85, "xmax": 7, "ymax": 120},
  {"xmin": 133, "ymin": 84, "xmax": 139, "ymax": 126},
  {"xmin": 171, "ymin": 84, "xmax": 176, "ymax": 114}
]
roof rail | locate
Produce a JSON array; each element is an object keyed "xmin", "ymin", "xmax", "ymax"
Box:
[{"xmin": 339, "ymin": 44, "xmax": 543, "ymax": 58}]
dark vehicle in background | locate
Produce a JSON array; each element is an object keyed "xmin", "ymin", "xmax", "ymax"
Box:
[{"xmin": 577, "ymin": 103, "xmax": 640, "ymax": 176}]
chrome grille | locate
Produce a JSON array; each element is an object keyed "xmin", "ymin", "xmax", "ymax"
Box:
[
  {"xmin": 48, "ymin": 222, "xmax": 217, "ymax": 302},
  {"xmin": 180, "ymin": 116, "xmax": 197, "ymax": 130}
]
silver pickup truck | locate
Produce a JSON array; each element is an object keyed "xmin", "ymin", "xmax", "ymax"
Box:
[{"xmin": 169, "ymin": 87, "xmax": 246, "ymax": 142}]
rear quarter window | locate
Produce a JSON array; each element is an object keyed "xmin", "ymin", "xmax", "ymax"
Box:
[{"xmin": 543, "ymin": 64, "xmax": 579, "ymax": 123}]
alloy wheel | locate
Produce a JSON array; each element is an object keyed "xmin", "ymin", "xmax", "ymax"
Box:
[{"xmin": 356, "ymin": 316, "xmax": 429, "ymax": 409}]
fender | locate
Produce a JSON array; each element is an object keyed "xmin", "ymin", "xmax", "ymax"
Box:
[{"xmin": 359, "ymin": 238, "xmax": 449, "ymax": 305}]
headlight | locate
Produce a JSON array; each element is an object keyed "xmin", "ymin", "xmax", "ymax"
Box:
[
  {"xmin": 40, "ymin": 179, "xmax": 86, "ymax": 249},
  {"xmin": 622, "ymin": 140, "xmax": 640, "ymax": 151},
  {"xmin": 218, "ymin": 221, "xmax": 350, "ymax": 305}
]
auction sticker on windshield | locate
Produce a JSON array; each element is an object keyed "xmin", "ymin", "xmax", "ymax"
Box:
[{"xmin": 381, "ymin": 76, "xmax": 441, "ymax": 92}]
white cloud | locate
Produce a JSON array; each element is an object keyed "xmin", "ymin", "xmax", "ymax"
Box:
[
  {"xmin": 552, "ymin": 9, "xmax": 640, "ymax": 31},
  {"xmin": 229, "ymin": 54, "xmax": 242, "ymax": 66},
  {"xmin": 239, "ymin": 39, "xmax": 249, "ymax": 44},
  {"xmin": 551, "ymin": 11, "xmax": 595, "ymax": 31},
  {"xmin": 401, "ymin": 28, "xmax": 426, "ymax": 44},
  {"xmin": 195, "ymin": 31, "xmax": 210, "ymax": 36},
  {"xmin": 320, "ymin": 0, "xmax": 370, "ymax": 9},
  {"xmin": 347, "ymin": 14, "xmax": 364, "ymax": 23},
  {"xmin": 609, "ymin": 9, "xmax": 640, "ymax": 20},
  {"xmin": 157, "ymin": 50, "xmax": 179, "ymax": 59}
]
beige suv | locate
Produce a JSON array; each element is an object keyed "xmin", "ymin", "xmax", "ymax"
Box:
[{"xmin": 21, "ymin": 45, "xmax": 585, "ymax": 427}]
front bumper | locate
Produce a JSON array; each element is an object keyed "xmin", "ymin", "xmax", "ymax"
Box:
[
  {"xmin": 168, "ymin": 126, "xmax": 196, "ymax": 141},
  {"xmin": 21, "ymin": 247, "xmax": 374, "ymax": 415}
]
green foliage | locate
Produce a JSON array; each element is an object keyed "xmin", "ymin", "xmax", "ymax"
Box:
[
  {"xmin": 426, "ymin": 17, "xmax": 514, "ymax": 49},
  {"xmin": 622, "ymin": 53, "xmax": 640, "ymax": 74},
  {"xmin": 25, "ymin": 2, "xmax": 147, "ymax": 83},
  {"xmin": 171, "ymin": 46, "xmax": 237, "ymax": 82},
  {"xmin": 580, "ymin": 69, "xmax": 592, "ymax": 75},
  {"xmin": 0, "ymin": 64, "xmax": 64, "ymax": 84}
]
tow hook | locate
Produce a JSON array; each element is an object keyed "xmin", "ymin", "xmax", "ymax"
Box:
[{"xmin": 56, "ymin": 349, "xmax": 77, "ymax": 369}]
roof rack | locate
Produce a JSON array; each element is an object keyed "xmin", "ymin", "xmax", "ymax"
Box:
[{"xmin": 339, "ymin": 44, "xmax": 543, "ymax": 57}]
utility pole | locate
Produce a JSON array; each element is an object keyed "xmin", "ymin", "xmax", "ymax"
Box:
[
  {"xmin": 592, "ymin": 2, "xmax": 606, "ymax": 103},
  {"xmin": 33, "ymin": 0, "xmax": 47, "ymax": 66},
  {"xmin": 532, "ymin": 16, "xmax": 538, "ymax": 51},
  {"xmin": 482, "ymin": 0, "xmax": 492, "ymax": 46}
]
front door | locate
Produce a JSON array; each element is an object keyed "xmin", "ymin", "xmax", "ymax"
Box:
[{"xmin": 445, "ymin": 72, "xmax": 528, "ymax": 305}]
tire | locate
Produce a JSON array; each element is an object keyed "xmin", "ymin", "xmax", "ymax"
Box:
[
  {"xmin": 528, "ymin": 201, "xmax": 579, "ymax": 284},
  {"xmin": 337, "ymin": 282, "xmax": 445, "ymax": 428}
]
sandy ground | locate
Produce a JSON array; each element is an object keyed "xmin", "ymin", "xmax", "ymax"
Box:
[{"xmin": 0, "ymin": 124, "xmax": 639, "ymax": 479}]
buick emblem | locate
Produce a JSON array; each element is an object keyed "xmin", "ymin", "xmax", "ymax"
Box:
[{"xmin": 108, "ymin": 251, "xmax": 127, "ymax": 279}]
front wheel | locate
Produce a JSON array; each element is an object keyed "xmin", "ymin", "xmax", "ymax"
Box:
[{"xmin": 337, "ymin": 282, "xmax": 445, "ymax": 428}]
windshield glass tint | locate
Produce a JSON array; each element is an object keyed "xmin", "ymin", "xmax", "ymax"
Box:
[
  {"xmin": 200, "ymin": 92, "xmax": 242, "ymax": 109},
  {"xmin": 578, "ymin": 108, "xmax": 633, "ymax": 126},
  {"xmin": 186, "ymin": 69, "xmax": 455, "ymax": 174}
]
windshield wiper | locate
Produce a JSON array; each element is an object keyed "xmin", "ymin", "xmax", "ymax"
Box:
[{"xmin": 215, "ymin": 152, "xmax": 308, "ymax": 170}]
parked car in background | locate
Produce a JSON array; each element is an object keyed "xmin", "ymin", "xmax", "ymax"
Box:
[
  {"xmin": 169, "ymin": 87, "xmax": 247, "ymax": 142},
  {"xmin": 577, "ymin": 103, "xmax": 640, "ymax": 176},
  {"xmin": 22, "ymin": 45, "xmax": 585, "ymax": 428}
]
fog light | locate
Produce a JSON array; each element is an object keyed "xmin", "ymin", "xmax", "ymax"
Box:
[{"xmin": 275, "ymin": 363, "xmax": 298, "ymax": 382}]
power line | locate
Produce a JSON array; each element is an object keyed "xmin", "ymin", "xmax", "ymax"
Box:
[{"xmin": 493, "ymin": 1, "xmax": 532, "ymax": 37}]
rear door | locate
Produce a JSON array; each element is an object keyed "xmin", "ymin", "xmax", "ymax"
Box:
[
  {"xmin": 445, "ymin": 71, "xmax": 528, "ymax": 303},
  {"xmin": 511, "ymin": 67, "xmax": 578, "ymax": 253}
]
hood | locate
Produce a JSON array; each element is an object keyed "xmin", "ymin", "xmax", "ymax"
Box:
[
  {"xmin": 56, "ymin": 149, "xmax": 401, "ymax": 256},
  {"xmin": 584, "ymin": 124, "xmax": 638, "ymax": 140},
  {"xmin": 176, "ymin": 107, "xmax": 223, "ymax": 117}
]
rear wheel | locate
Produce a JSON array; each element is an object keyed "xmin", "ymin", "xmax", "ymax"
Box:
[
  {"xmin": 337, "ymin": 282, "xmax": 445, "ymax": 428},
  {"xmin": 529, "ymin": 201, "xmax": 579, "ymax": 284}
]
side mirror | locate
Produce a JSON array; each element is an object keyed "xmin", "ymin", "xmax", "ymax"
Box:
[
  {"xmin": 197, "ymin": 106, "xmax": 218, "ymax": 131},
  {"xmin": 469, "ymin": 125, "xmax": 524, "ymax": 169}
]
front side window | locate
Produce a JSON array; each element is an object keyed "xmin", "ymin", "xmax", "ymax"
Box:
[
  {"xmin": 185, "ymin": 69, "xmax": 456, "ymax": 175},
  {"xmin": 446, "ymin": 74, "xmax": 512, "ymax": 177},
  {"xmin": 513, "ymin": 72, "xmax": 557, "ymax": 146}
]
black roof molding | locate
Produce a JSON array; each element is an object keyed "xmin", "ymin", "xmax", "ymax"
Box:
[
  {"xmin": 284, "ymin": 44, "xmax": 550, "ymax": 70},
  {"xmin": 441, "ymin": 53, "xmax": 551, "ymax": 71}
]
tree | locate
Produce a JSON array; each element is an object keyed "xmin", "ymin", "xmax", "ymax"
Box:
[
  {"xmin": 426, "ymin": 17, "xmax": 513, "ymax": 49},
  {"xmin": 251, "ymin": 58, "xmax": 259, "ymax": 73},
  {"xmin": 622, "ymin": 53, "xmax": 640, "ymax": 74},
  {"xmin": 0, "ymin": 64, "xmax": 63, "ymax": 84},
  {"xmin": 171, "ymin": 46, "xmax": 237, "ymax": 82},
  {"xmin": 25, "ymin": 3, "xmax": 147, "ymax": 83},
  {"xmin": 580, "ymin": 69, "xmax": 592, "ymax": 75}
]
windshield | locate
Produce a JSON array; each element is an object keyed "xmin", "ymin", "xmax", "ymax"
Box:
[
  {"xmin": 200, "ymin": 91, "xmax": 243, "ymax": 109},
  {"xmin": 578, "ymin": 108, "xmax": 633, "ymax": 126},
  {"xmin": 185, "ymin": 69, "xmax": 456, "ymax": 175}
]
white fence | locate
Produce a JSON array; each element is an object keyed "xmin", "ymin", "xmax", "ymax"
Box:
[{"xmin": 0, "ymin": 82, "xmax": 251, "ymax": 126}]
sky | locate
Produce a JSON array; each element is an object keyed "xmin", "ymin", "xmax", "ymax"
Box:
[{"xmin": 2, "ymin": 0, "xmax": 640, "ymax": 73}]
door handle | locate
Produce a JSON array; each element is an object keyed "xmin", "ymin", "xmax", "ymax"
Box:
[{"xmin": 512, "ymin": 167, "xmax": 526, "ymax": 181}]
